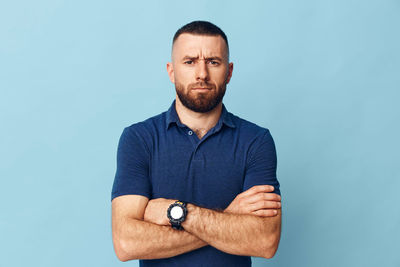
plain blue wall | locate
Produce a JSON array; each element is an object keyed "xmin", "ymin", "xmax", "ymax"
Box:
[{"xmin": 1, "ymin": 0, "xmax": 399, "ymax": 266}]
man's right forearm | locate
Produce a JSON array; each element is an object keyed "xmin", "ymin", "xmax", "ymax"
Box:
[{"xmin": 115, "ymin": 217, "xmax": 207, "ymax": 261}]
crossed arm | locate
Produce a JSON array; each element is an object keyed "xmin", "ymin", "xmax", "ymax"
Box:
[{"xmin": 112, "ymin": 185, "xmax": 282, "ymax": 261}]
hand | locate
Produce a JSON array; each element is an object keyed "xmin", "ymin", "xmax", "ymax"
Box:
[
  {"xmin": 224, "ymin": 185, "xmax": 281, "ymax": 217},
  {"xmin": 144, "ymin": 198, "xmax": 176, "ymax": 226}
]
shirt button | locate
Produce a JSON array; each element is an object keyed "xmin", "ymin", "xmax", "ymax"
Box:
[{"xmin": 188, "ymin": 130, "xmax": 193, "ymax": 135}]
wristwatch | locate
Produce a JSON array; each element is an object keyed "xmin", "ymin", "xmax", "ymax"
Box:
[{"xmin": 167, "ymin": 200, "xmax": 188, "ymax": 230}]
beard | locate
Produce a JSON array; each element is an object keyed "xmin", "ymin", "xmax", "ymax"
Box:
[{"xmin": 175, "ymin": 80, "xmax": 227, "ymax": 113}]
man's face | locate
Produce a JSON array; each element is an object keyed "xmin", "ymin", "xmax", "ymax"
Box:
[{"xmin": 167, "ymin": 33, "xmax": 233, "ymax": 113}]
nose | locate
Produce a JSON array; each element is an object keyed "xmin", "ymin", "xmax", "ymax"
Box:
[{"xmin": 195, "ymin": 60, "xmax": 209, "ymax": 81}]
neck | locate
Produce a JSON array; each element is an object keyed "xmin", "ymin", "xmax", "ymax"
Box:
[{"xmin": 174, "ymin": 96, "xmax": 223, "ymax": 135}]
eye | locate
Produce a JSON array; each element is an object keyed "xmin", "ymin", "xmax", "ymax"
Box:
[
  {"xmin": 184, "ymin": 60, "xmax": 193, "ymax": 64},
  {"xmin": 208, "ymin": 60, "xmax": 219, "ymax": 65}
]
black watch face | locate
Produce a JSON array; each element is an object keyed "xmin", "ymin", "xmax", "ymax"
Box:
[{"xmin": 170, "ymin": 206, "xmax": 184, "ymax": 220}]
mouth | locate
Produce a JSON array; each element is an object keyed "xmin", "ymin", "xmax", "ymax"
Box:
[{"xmin": 192, "ymin": 87, "xmax": 211, "ymax": 90}]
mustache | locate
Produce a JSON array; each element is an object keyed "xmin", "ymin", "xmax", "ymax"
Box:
[{"xmin": 188, "ymin": 82, "xmax": 215, "ymax": 90}]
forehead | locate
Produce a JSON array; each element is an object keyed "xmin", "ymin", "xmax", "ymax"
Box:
[{"xmin": 172, "ymin": 33, "xmax": 228, "ymax": 59}]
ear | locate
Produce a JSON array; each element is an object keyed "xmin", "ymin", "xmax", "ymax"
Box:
[
  {"xmin": 166, "ymin": 62, "xmax": 175, "ymax": 84},
  {"xmin": 226, "ymin": 62, "xmax": 234, "ymax": 84}
]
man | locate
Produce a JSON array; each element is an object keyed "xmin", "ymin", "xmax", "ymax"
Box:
[{"xmin": 111, "ymin": 21, "xmax": 282, "ymax": 266}]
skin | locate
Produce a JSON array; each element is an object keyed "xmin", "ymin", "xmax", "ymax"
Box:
[{"xmin": 111, "ymin": 34, "xmax": 282, "ymax": 261}]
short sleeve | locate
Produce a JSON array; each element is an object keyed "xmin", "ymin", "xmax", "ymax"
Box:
[
  {"xmin": 243, "ymin": 130, "xmax": 281, "ymax": 195},
  {"xmin": 111, "ymin": 126, "xmax": 152, "ymax": 201}
]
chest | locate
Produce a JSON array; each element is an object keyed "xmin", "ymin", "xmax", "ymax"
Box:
[{"xmin": 149, "ymin": 132, "xmax": 246, "ymax": 210}]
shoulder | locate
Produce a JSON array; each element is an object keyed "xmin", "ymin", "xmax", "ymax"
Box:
[
  {"xmin": 228, "ymin": 113, "xmax": 277, "ymax": 167},
  {"xmin": 227, "ymin": 112, "xmax": 277, "ymax": 163},
  {"xmin": 230, "ymin": 112, "xmax": 273, "ymax": 142},
  {"xmin": 124, "ymin": 110, "xmax": 167, "ymax": 137},
  {"xmin": 120, "ymin": 110, "xmax": 167, "ymax": 152}
]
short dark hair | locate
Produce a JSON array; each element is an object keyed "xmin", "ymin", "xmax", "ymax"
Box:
[{"xmin": 172, "ymin": 21, "xmax": 229, "ymax": 57}]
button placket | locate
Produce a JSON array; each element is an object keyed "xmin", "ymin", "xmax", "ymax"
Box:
[{"xmin": 184, "ymin": 127, "xmax": 198, "ymax": 148}]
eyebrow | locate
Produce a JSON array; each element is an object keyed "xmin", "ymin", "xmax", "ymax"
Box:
[{"xmin": 182, "ymin": 56, "xmax": 223, "ymax": 61}]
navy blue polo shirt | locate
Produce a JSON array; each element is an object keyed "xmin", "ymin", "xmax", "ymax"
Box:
[{"xmin": 111, "ymin": 99, "xmax": 280, "ymax": 267}]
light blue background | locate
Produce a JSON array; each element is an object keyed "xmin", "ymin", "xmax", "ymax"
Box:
[{"xmin": 1, "ymin": 0, "xmax": 399, "ymax": 266}]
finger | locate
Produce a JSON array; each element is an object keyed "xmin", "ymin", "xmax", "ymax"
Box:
[
  {"xmin": 244, "ymin": 192, "xmax": 281, "ymax": 204},
  {"xmin": 252, "ymin": 209, "xmax": 278, "ymax": 217},
  {"xmin": 249, "ymin": 200, "xmax": 281, "ymax": 211},
  {"xmin": 240, "ymin": 185, "xmax": 275, "ymax": 198}
]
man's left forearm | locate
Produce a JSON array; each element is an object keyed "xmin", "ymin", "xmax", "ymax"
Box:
[{"xmin": 181, "ymin": 204, "xmax": 281, "ymax": 259}]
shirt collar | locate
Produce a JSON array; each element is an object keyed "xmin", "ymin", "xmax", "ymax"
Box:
[{"xmin": 165, "ymin": 99, "xmax": 236, "ymax": 130}]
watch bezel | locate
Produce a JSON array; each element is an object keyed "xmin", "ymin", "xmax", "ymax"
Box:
[{"xmin": 167, "ymin": 201, "xmax": 188, "ymax": 229}]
